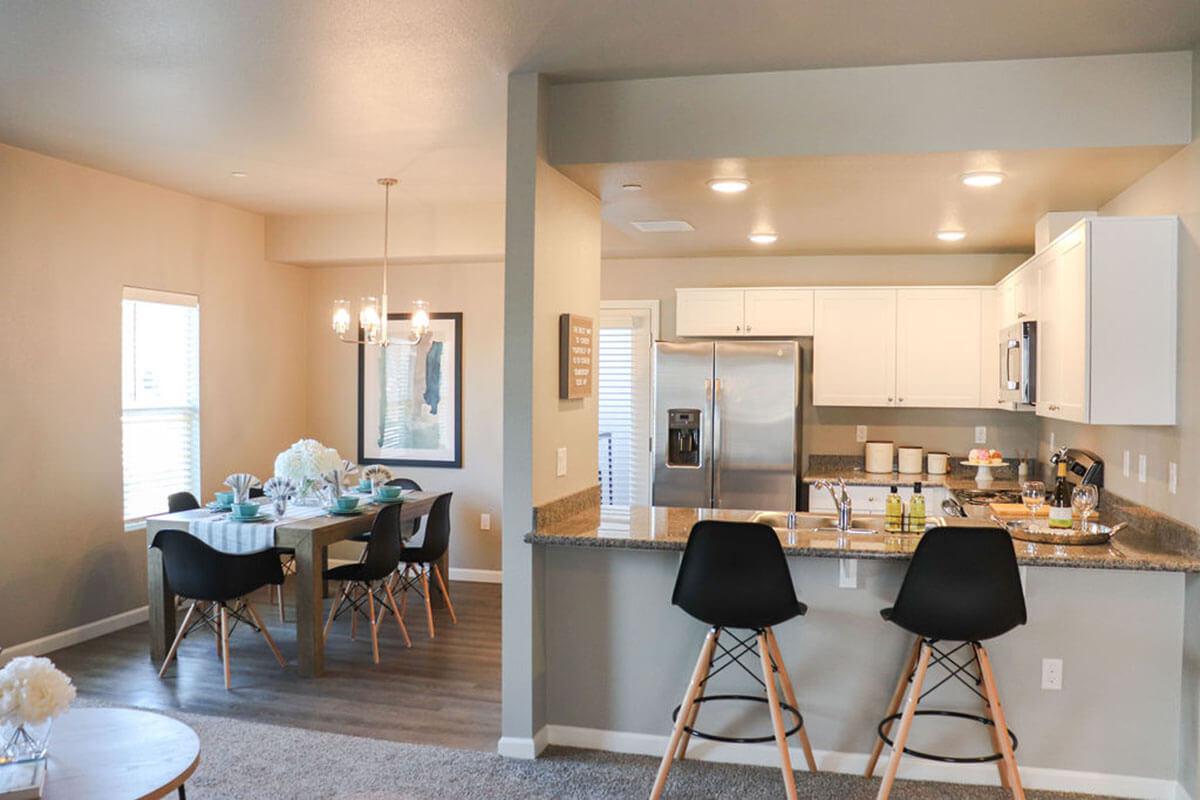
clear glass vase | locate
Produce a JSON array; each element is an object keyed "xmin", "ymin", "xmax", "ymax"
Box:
[{"xmin": 0, "ymin": 719, "xmax": 53, "ymax": 764}]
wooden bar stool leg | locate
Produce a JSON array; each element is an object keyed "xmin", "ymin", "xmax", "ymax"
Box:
[
  {"xmin": 244, "ymin": 600, "xmax": 287, "ymax": 669},
  {"xmin": 876, "ymin": 641, "xmax": 932, "ymax": 800},
  {"xmin": 865, "ymin": 635, "xmax": 922, "ymax": 777},
  {"xmin": 219, "ymin": 605, "xmax": 232, "ymax": 691},
  {"xmin": 650, "ymin": 628, "xmax": 718, "ymax": 800},
  {"xmin": 676, "ymin": 628, "xmax": 720, "ymax": 761},
  {"xmin": 976, "ymin": 644, "xmax": 1025, "ymax": 800},
  {"xmin": 383, "ymin": 580, "xmax": 413, "ymax": 648},
  {"xmin": 766, "ymin": 628, "xmax": 818, "ymax": 772},
  {"xmin": 432, "ymin": 563, "xmax": 458, "ymax": 624},
  {"xmin": 978, "ymin": 647, "xmax": 1012, "ymax": 789},
  {"xmin": 365, "ymin": 583, "xmax": 381, "ymax": 664},
  {"xmin": 158, "ymin": 602, "xmax": 198, "ymax": 678},
  {"xmin": 757, "ymin": 630, "xmax": 798, "ymax": 800}
]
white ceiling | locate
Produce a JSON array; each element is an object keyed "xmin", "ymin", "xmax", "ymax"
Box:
[
  {"xmin": 561, "ymin": 147, "xmax": 1181, "ymax": 256},
  {"xmin": 0, "ymin": 1, "xmax": 1197, "ymax": 216}
]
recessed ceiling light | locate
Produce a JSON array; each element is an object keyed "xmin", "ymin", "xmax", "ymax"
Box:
[
  {"xmin": 631, "ymin": 219, "xmax": 695, "ymax": 233},
  {"xmin": 621, "ymin": 183, "xmax": 643, "ymax": 192},
  {"xmin": 960, "ymin": 171, "xmax": 1005, "ymax": 188},
  {"xmin": 748, "ymin": 232, "xmax": 778, "ymax": 244},
  {"xmin": 708, "ymin": 178, "xmax": 750, "ymax": 194},
  {"xmin": 230, "ymin": 171, "xmax": 248, "ymax": 178},
  {"xmin": 936, "ymin": 230, "xmax": 967, "ymax": 242}
]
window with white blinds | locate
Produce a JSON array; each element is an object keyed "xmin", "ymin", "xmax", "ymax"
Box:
[
  {"xmin": 121, "ymin": 288, "xmax": 200, "ymax": 523},
  {"xmin": 597, "ymin": 305, "xmax": 655, "ymax": 506}
]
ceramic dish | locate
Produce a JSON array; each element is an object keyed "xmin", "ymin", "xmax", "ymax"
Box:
[
  {"xmin": 994, "ymin": 517, "xmax": 1126, "ymax": 546},
  {"xmin": 326, "ymin": 506, "xmax": 365, "ymax": 516},
  {"xmin": 228, "ymin": 513, "xmax": 271, "ymax": 523},
  {"xmin": 372, "ymin": 495, "xmax": 405, "ymax": 505}
]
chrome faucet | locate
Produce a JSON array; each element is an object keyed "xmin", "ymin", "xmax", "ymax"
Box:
[{"xmin": 813, "ymin": 478, "xmax": 853, "ymax": 532}]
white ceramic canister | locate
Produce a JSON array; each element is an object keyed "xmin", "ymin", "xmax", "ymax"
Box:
[
  {"xmin": 897, "ymin": 446, "xmax": 924, "ymax": 474},
  {"xmin": 864, "ymin": 441, "xmax": 895, "ymax": 474},
  {"xmin": 926, "ymin": 452, "xmax": 949, "ymax": 475}
]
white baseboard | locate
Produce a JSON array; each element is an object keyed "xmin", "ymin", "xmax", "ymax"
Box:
[
  {"xmin": 498, "ymin": 726, "xmax": 549, "ymax": 759},
  {"xmin": 2, "ymin": 606, "xmax": 149, "ymax": 664},
  {"xmin": 449, "ymin": 567, "xmax": 501, "ymax": 584},
  {"xmin": 545, "ymin": 724, "xmax": 1182, "ymax": 800}
]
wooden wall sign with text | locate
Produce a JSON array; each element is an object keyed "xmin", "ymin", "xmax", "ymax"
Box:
[{"xmin": 559, "ymin": 313, "xmax": 594, "ymax": 400}]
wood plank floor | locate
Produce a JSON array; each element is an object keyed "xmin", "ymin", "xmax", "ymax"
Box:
[{"xmin": 47, "ymin": 580, "xmax": 501, "ymax": 752}]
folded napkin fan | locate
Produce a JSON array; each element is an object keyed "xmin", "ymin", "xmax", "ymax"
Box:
[
  {"xmin": 321, "ymin": 468, "xmax": 348, "ymax": 499},
  {"xmin": 225, "ymin": 473, "xmax": 262, "ymax": 504},
  {"xmin": 362, "ymin": 465, "xmax": 392, "ymax": 484},
  {"xmin": 262, "ymin": 476, "xmax": 298, "ymax": 500}
]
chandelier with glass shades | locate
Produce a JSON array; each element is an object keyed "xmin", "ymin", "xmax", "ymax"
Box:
[{"xmin": 330, "ymin": 177, "xmax": 431, "ymax": 347}]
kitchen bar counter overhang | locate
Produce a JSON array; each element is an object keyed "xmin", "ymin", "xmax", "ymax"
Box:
[{"xmin": 525, "ymin": 504, "xmax": 1200, "ymax": 573}]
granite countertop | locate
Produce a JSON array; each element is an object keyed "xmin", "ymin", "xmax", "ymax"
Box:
[
  {"xmin": 525, "ymin": 504, "xmax": 1200, "ymax": 573},
  {"xmin": 802, "ymin": 466, "xmax": 1023, "ymax": 492}
]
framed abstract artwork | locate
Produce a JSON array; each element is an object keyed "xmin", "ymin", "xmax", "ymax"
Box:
[{"xmin": 358, "ymin": 312, "xmax": 463, "ymax": 468}]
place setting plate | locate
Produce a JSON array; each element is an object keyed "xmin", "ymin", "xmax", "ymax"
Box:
[
  {"xmin": 325, "ymin": 506, "xmax": 366, "ymax": 516},
  {"xmin": 226, "ymin": 512, "xmax": 272, "ymax": 523}
]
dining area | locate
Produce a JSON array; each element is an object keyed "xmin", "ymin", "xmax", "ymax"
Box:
[{"xmin": 140, "ymin": 442, "xmax": 458, "ymax": 684}]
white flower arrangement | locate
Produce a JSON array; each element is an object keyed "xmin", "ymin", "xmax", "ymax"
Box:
[
  {"xmin": 273, "ymin": 439, "xmax": 343, "ymax": 484},
  {"xmin": 0, "ymin": 657, "xmax": 76, "ymax": 727}
]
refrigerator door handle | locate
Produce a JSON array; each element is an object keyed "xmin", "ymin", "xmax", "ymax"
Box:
[{"xmin": 712, "ymin": 378, "xmax": 722, "ymax": 508}]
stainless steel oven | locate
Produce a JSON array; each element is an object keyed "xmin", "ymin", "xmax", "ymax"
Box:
[{"xmin": 998, "ymin": 321, "xmax": 1036, "ymax": 408}]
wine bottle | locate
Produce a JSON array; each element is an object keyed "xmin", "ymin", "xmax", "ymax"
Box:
[{"xmin": 1048, "ymin": 458, "xmax": 1073, "ymax": 529}]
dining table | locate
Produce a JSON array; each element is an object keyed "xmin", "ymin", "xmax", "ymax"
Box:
[{"xmin": 143, "ymin": 491, "xmax": 447, "ymax": 677}]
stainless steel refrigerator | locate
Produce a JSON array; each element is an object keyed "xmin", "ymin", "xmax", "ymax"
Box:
[{"xmin": 652, "ymin": 340, "xmax": 801, "ymax": 511}]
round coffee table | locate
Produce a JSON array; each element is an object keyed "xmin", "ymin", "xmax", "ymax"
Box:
[{"xmin": 42, "ymin": 708, "xmax": 199, "ymax": 799}]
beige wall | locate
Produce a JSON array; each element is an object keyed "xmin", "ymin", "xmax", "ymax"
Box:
[
  {"xmin": 603, "ymin": 254, "xmax": 1041, "ymax": 466},
  {"xmin": 1038, "ymin": 138, "xmax": 1200, "ymax": 527},
  {"xmin": 0, "ymin": 143, "xmax": 308, "ymax": 646},
  {"xmin": 306, "ymin": 261, "xmax": 503, "ymax": 571},
  {"xmin": 531, "ymin": 162, "xmax": 602, "ymax": 504}
]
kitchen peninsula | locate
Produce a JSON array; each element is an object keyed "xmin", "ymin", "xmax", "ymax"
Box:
[{"xmin": 525, "ymin": 490, "xmax": 1199, "ymax": 796}]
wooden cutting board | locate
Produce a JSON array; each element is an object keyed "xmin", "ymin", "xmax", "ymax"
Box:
[{"xmin": 989, "ymin": 503, "xmax": 1082, "ymax": 519}]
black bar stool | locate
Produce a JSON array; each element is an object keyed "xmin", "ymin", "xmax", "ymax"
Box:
[
  {"xmin": 651, "ymin": 521, "xmax": 817, "ymax": 800},
  {"xmin": 866, "ymin": 526, "xmax": 1028, "ymax": 800}
]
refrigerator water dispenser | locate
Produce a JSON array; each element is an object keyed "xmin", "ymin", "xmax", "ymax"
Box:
[{"xmin": 666, "ymin": 409, "xmax": 702, "ymax": 468}]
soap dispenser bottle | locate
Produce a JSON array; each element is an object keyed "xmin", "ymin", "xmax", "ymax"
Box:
[
  {"xmin": 885, "ymin": 485, "xmax": 903, "ymax": 533},
  {"xmin": 908, "ymin": 482, "xmax": 926, "ymax": 532}
]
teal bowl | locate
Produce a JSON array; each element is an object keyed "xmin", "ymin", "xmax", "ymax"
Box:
[
  {"xmin": 214, "ymin": 491, "xmax": 235, "ymax": 507},
  {"xmin": 335, "ymin": 496, "xmax": 360, "ymax": 512},
  {"xmin": 376, "ymin": 485, "xmax": 401, "ymax": 500}
]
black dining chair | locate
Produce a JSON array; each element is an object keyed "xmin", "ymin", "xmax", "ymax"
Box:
[
  {"xmin": 865, "ymin": 526, "xmax": 1028, "ymax": 800},
  {"xmin": 167, "ymin": 492, "xmax": 200, "ymax": 513},
  {"xmin": 322, "ymin": 503, "xmax": 412, "ymax": 663},
  {"xmin": 151, "ymin": 529, "xmax": 287, "ymax": 690},
  {"xmin": 390, "ymin": 492, "xmax": 457, "ymax": 638},
  {"xmin": 651, "ymin": 521, "xmax": 817, "ymax": 800}
]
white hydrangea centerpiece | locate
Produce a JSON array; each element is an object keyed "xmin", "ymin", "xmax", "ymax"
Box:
[
  {"xmin": 0, "ymin": 656, "xmax": 76, "ymax": 763},
  {"xmin": 273, "ymin": 439, "xmax": 343, "ymax": 505}
]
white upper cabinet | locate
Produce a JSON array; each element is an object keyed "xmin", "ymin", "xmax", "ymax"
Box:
[
  {"xmin": 996, "ymin": 261, "xmax": 1040, "ymax": 328},
  {"xmin": 1036, "ymin": 216, "xmax": 1178, "ymax": 425},
  {"xmin": 813, "ymin": 290, "xmax": 898, "ymax": 406},
  {"xmin": 674, "ymin": 289, "xmax": 744, "ymax": 336},
  {"xmin": 743, "ymin": 289, "xmax": 814, "ymax": 336},
  {"xmin": 675, "ymin": 288, "xmax": 813, "ymax": 337},
  {"xmin": 895, "ymin": 289, "xmax": 982, "ymax": 408}
]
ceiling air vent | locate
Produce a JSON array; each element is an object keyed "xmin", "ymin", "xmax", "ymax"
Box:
[{"xmin": 630, "ymin": 219, "xmax": 695, "ymax": 233}]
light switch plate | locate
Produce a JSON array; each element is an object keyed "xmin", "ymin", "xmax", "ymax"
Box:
[
  {"xmin": 856, "ymin": 425, "xmax": 868, "ymax": 443},
  {"xmin": 1138, "ymin": 454, "xmax": 1147, "ymax": 484},
  {"xmin": 1041, "ymin": 658, "xmax": 1063, "ymax": 691},
  {"xmin": 1123, "ymin": 450, "xmax": 1131, "ymax": 478},
  {"xmin": 480, "ymin": 513, "xmax": 492, "ymax": 531},
  {"xmin": 838, "ymin": 559, "xmax": 858, "ymax": 589},
  {"xmin": 974, "ymin": 426, "xmax": 987, "ymax": 444},
  {"xmin": 1170, "ymin": 462, "xmax": 1178, "ymax": 495},
  {"xmin": 556, "ymin": 447, "xmax": 568, "ymax": 477}
]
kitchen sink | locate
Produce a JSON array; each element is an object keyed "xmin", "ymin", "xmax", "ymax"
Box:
[{"xmin": 750, "ymin": 511, "xmax": 891, "ymax": 534}]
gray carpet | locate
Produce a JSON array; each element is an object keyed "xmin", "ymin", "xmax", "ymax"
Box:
[{"xmin": 82, "ymin": 701, "xmax": 1122, "ymax": 799}]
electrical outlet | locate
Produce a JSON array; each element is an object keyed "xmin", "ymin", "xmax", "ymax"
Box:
[
  {"xmin": 556, "ymin": 447, "xmax": 568, "ymax": 477},
  {"xmin": 480, "ymin": 513, "xmax": 491, "ymax": 531},
  {"xmin": 1170, "ymin": 462, "xmax": 1178, "ymax": 495},
  {"xmin": 838, "ymin": 559, "xmax": 858, "ymax": 589},
  {"xmin": 1138, "ymin": 454, "xmax": 1147, "ymax": 484},
  {"xmin": 974, "ymin": 426, "xmax": 987, "ymax": 444},
  {"xmin": 1041, "ymin": 658, "xmax": 1063, "ymax": 691},
  {"xmin": 1123, "ymin": 450, "xmax": 1131, "ymax": 478},
  {"xmin": 856, "ymin": 425, "xmax": 868, "ymax": 443}
]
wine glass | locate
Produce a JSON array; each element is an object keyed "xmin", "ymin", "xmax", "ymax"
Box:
[
  {"xmin": 1072, "ymin": 484, "xmax": 1099, "ymax": 529},
  {"xmin": 1021, "ymin": 481, "xmax": 1046, "ymax": 525}
]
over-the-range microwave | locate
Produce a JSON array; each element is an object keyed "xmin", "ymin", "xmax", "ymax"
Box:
[{"xmin": 998, "ymin": 320, "xmax": 1036, "ymax": 408}]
